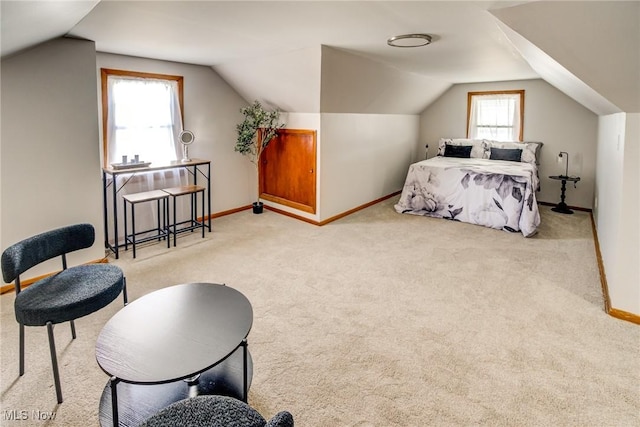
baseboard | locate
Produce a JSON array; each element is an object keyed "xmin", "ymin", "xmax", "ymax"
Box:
[
  {"xmin": 589, "ymin": 213, "xmax": 640, "ymax": 325},
  {"xmin": 263, "ymin": 191, "xmax": 402, "ymax": 226},
  {"xmin": 264, "ymin": 205, "xmax": 321, "ymax": 226},
  {"xmin": 608, "ymin": 308, "xmax": 640, "ymax": 325},
  {"xmin": 319, "ymin": 192, "xmax": 402, "ymax": 225},
  {"xmin": 589, "ymin": 213, "xmax": 612, "ymax": 313},
  {"xmin": 201, "ymin": 205, "xmax": 252, "ymax": 222},
  {"xmin": 0, "ymin": 258, "xmax": 109, "ymax": 295}
]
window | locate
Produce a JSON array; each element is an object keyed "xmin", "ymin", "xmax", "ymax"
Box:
[
  {"xmin": 101, "ymin": 69, "xmax": 184, "ymax": 167},
  {"xmin": 467, "ymin": 90, "xmax": 524, "ymax": 142}
]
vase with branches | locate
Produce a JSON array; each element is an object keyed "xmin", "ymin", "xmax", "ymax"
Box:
[{"xmin": 235, "ymin": 100, "xmax": 285, "ymax": 213}]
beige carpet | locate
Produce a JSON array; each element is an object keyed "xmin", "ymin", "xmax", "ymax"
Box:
[{"xmin": 1, "ymin": 199, "xmax": 639, "ymax": 426}]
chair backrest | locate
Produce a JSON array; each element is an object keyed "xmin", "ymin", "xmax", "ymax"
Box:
[
  {"xmin": 1, "ymin": 223, "xmax": 95, "ymax": 283},
  {"xmin": 138, "ymin": 395, "xmax": 294, "ymax": 427}
]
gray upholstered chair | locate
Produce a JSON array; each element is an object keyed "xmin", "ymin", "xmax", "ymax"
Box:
[
  {"xmin": 138, "ymin": 395, "xmax": 294, "ymax": 427},
  {"xmin": 1, "ymin": 223, "xmax": 127, "ymax": 404}
]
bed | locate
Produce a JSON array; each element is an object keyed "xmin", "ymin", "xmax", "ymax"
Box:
[{"xmin": 394, "ymin": 138, "xmax": 542, "ymax": 237}]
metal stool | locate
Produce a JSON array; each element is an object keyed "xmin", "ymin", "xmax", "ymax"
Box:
[
  {"xmin": 122, "ymin": 190, "xmax": 170, "ymax": 258},
  {"xmin": 162, "ymin": 185, "xmax": 206, "ymax": 246}
]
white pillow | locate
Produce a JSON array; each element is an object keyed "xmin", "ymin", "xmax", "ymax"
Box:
[{"xmin": 437, "ymin": 138, "xmax": 485, "ymax": 159}]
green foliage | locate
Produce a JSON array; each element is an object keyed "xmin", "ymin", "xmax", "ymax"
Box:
[{"xmin": 235, "ymin": 100, "xmax": 284, "ymax": 167}]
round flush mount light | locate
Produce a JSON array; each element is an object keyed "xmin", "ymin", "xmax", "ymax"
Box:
[{"xmin": 387, "ymin": 33, "xmax": 433, "ymax": 48}]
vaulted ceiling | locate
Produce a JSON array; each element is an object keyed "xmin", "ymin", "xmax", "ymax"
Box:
[{"xmin": 1, "ymin": 1, "xmax": 638, "ymax": 115}]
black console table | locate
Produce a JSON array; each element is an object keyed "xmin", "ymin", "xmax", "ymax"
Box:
[
  {"xmin": 102, "ymin": 159, "xmax": 211, "ymax": 258},
  {"xmin": 549, "ymin": 175, "xmax": 581, "ymax": 214}
]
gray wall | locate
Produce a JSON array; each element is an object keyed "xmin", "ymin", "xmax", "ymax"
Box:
[
  {"xmin": 96, "ymin": 53, "xmax": 251, "ymax": 213},
  {"xmin": 320, "ymin": 113, "xmax": 420, "ymax": 220},
  {"xmin": 1, "ymin": 38, "xmax": 103, "ymax": 277},
  {"xmin": 419, "ymin": 79, "xmax": 598, "ymax": 209},
  {"xmin": 0, "ymin": 39, "xmax": 253, "ymax": 281}
]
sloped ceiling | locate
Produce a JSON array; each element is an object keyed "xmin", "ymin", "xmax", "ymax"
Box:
[
  {"xmin": 212, "ymin": 45, "xmax": 452, "ymax": 114},
  {"xmin": 1, "ymin": 1, "xmax": 637, "ymax": 115},
  {"xmin": 320, "ymin": 46, "xmax": 451, "ymax": 114},
  {"xmin": 212, "ymin": 46, "xmax": 322, "ymax": 114},
  {"xmin": 491, "ymin": 1, "xmax": 640, "ymax": 113},
  {"xmin": 0, "ymin": 0, "xmax": 100, "ymax": 57},
  {"xmin": 2, "ymin": 1, "xmax": 539, "ymax": 115}
]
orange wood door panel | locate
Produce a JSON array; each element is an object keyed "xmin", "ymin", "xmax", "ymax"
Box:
[{"xmin": 259, "ymin": 129, "xmax": 316, "ymax": 214}]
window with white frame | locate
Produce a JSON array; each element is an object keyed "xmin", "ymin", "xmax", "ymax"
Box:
[
  {"xmin": 101, "ymin": 69, "xmax": 184, "ymax": 166},
  {"xmin": 467, "ymin": 90, "xmax": 524, "ymax": 142}
]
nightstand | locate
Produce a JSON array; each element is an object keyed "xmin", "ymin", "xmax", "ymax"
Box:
[{"xmin": 549, "ymin": 175, "xmax": 581, "ymax": 214}]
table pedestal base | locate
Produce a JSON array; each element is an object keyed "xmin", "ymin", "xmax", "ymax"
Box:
[
  {"xmin": 98, "ymin": 348, "xmax": 252, "ymax": 427},
  {"xmin": 551, "ymin": 202, "xmax": 574, "ymax": 214},
  {"xmin": 549, "ymin": 175, "xmax": 580, "ymax": 215}
]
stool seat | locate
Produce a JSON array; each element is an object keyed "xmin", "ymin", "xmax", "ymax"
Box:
[
  {"xmin": 162, "ymin": 185, "xmax": 206, "ymax": 246},
  {"xmin": 162, "ymin": 185, "xmax": 206, "ymax": 197},
  {"xmin": 123, "ymin": 190, "xmax": 170, "ymax": 258},
  {"xmin": 15, "ymin": 264, "xmax": 124, "ymax": 326},
  {"xmin": 122, "ymin": 190, "xmax": 169, "ymax": 204}
]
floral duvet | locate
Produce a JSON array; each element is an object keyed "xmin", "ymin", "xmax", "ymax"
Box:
[{"xmin": 394, "ymin": 156, "xmax": 540, "ymax": 237}]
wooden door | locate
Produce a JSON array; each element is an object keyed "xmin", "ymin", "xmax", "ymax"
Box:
[{"xmin": 259, "ymin": 129, "xmax": 317, "ymax": 214}]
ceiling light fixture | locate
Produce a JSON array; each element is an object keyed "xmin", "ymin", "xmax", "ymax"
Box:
[{"xmin": 387, "ymin": 33, "xmax": 433, "ymax": 48}]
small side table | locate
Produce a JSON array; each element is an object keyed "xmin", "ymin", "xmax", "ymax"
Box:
[{"xmin": 549, "ymin": 175, "xmax": 581, "ymax": 214}]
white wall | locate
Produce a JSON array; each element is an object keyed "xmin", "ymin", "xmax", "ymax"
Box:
[
  {"xmin": 320, "ymin": 113, "xmax": 420, "ymax": 220},
  {"xmin": 595, "ymin": 113, "xmax": 640, "ymax": 315},
  {"xmin": 97, "ymin": 53, "xmax": 252, "ymax": 213},
  {"xmin": 619, "ymin": 114, "xmax": 640, "ymax": 314},
  {"xmin": 419, "ymin": 79, "xmax": 598, "ymax": 209},
  {"xmin": 1, "ymin": 38, "xmax": 103, "ymax": 277}
]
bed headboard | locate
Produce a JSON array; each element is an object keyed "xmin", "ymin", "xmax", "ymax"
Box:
[{"xmin": 437, "ymin": 138, "xmax": 543, "ymax": 165}]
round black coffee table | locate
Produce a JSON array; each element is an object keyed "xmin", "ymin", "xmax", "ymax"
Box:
[{"xmin": 95, "ymin": 283, "xmax": 253, "ymax": 426}]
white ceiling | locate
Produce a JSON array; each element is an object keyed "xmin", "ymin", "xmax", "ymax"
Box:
[
  {"xmin": 0, "ymin": 0, "xmax": 100, "ymax": 56},
  {"xmin": 2, "ymin": 0, "xmax": 538, "ymax": 83},
  {"xmin": 1, "ymin": 1, "xmax": 638, "ymax": 114}
]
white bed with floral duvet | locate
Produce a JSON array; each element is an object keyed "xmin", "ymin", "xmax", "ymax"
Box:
[{"xmin": 394, "ymin": 138, "xmax": 542, "ymax": 237}]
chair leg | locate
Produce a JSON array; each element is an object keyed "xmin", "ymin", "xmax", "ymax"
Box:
[
  {"xmin": 156, "ymin": 199, "xmax": 162, "ymax": 242},
  {"xmin": 19, "ymin": 323, "xmax": 25, "ymax": 376},
  {"xmin": 122, "ymin": 277, "xmax": 128, "ymax": 305},
  {"xmin": 165, "ymin": 198, "xmax": 170, "ymax": 249},
  {"xmin": 201, "ymin": 190, "xmax": 205, "ymax": 238},
  {"xmin": 69, "ymin": 320, "xmax": 77, "ymax": 339},
  {"xmin": 191, "ymin": 193, "xmax": 196, "ymax": 233},
  {"xmin": 124, "ymin": 200, "xmax": 129, "ymax": 251},
  {"xmin": 173, "ymin": 195, "xmax": 177, "ymax": 247},
  {"xmin": 46, "ymin": 322, "xmax": 63, "ymax": 404},
  {"xmin": 131, "ymin": 203, "xmax": 137, "ymax": 259}
]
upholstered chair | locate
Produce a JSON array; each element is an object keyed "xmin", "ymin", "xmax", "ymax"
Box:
[
  {"xmin": 138, "ymin": 395, "xmax": 294, "ymax": 427},
  {"xmin": 1, "ymin": 223, "xmax": 127, "ymax": 404}
]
